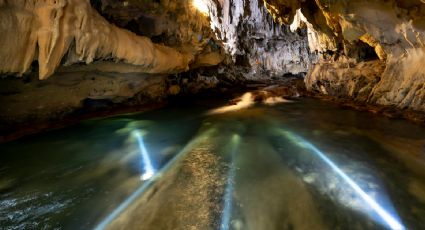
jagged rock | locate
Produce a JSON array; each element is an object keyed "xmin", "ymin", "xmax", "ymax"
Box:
[
  {"xmin": 208, "ymin": 0, "xmax": 312, "ymax": 77},
  {"xmin": 305, "ymin": 60, "xmax": 385, "ymax": 102},
  {"xmin": 370, "ymin": 49, "xmax": 425, "ymax": 111},
  {"xmin": 91, "ymin": 0, "xmax": 213, "ymax": 46},
  {"xmin": 2, "ymin": 0, "xmax": 425, "ymax": 132},
  {"xmin": 0, "ymin": 0, "xmax": 207, "ymax": 79},
  {"xmin": 266, "ymin": 0, "xmax": 425, "ymax": 111},
  {"xmin": 305, "ymin": 50, "xmax": 425, "ymax": 111},
  {"xmin": 96, "ymin": 0, "xmax": 314, "ymax": 77}
]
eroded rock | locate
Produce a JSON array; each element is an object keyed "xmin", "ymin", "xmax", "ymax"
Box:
[
  {"xmin": 208, "ymin": 0, "xmax": 312, "ymax": 77},
  {"xmin": 0, "ymin": 0, "xmax": 205, "ymax": 79},
  {"xmin": 305, "ymin": 60, "xmax": 385, "ymax": 102},
  {"xmin": 265, "ymin": 0, "xmax": 425, "ymax": 112}
]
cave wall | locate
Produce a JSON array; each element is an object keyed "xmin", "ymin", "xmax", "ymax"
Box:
[
  {"xmin": 91, "ymin": 0, "xmax": 313, "ymax": 78},
  {"xmin": 0, "ymin": 0, "xmax": 230, "ymax": 137},
  {"xmin": 2, "ymin": 0, "xmax": 425, "ymax": 113},
  {"xmin": 208, "ymin": 0, "xmax": 312, "ymax": 78},
  {"xmin": 7, "ymin": 0, "xmax": 425, "ymax": 134},
  {"xmin": 88, "ymin": 0, "xmax": 227, "ymax": 71},
  {"xmin": 0, "ymin": 0, "xmax": 312, "ymax": 80},
  {"xmin": 90, "ymin": 0, "xmax": 213, "ymax": 46},
  {"xmin": 0, "ymin": 0, "xmax": 225, "ymax": 80},
  {"xmin": 264, "ymin": 0, "xmax": 425, "ymax": 111}
]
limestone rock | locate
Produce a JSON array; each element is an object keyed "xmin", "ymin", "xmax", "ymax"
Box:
[
  {"xmin": 370, "ymin": 48, "xmax": 425, "ymax": 111},
  {"xmin": 266, "ymin": 0, "xmax": 425, "ymax": 111},
  {"xmin": 208, "ymin": 0, "xmax": 313, "ymax": 77},
  {"xmin": 0, "ymin": 0, "xmax": 194, "ymax": 79},
  {"xmin": 305, "ymin": 60, "xmax": 385, "ymax": 103},
  {"xmin": 0, "ymin": 70, "xmax": 169, "ymax": 127}
]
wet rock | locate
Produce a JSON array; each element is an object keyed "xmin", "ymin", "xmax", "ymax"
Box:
[
  {"xmin": 217, "ymin": 76, "xmax": 307, "ymax": 107},
  {"xmin": 105, "ymin": 132, "xmax": 227, "ymax": 230},
  {"xmin": 308, "ymin": 94, "xmax": 425, "ymax": 125},
  {"xmin": 305, "ymin": 60, "xmax": 385, "ymax": 103},
  {"xmin": 0, "ymin": 63, "xmax": 244, "ymax": 141},
  {"xmin": 0, "ymin": 69, "xmax": 169, "ymax": 140}
]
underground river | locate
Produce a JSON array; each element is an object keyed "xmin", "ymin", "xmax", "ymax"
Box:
[{"xmin": 1, "ymin": 95, "xmax": 425, "ymax": 230}]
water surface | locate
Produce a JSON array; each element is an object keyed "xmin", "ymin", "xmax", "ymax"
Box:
[{"xmin": 1, "ymin": 97, "xmax": 425, "ymax": 230}]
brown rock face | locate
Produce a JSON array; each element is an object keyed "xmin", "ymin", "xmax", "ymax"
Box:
[
  {"xmin": 264, "ymin": 0, "xmax": 425, "ymax": 111},
  {"xmin": 0, "ymin": 0, "xmax": 224, "ymax": 79},
  {"xmin": 305, "ymin": 60, "xmax": 385, "ymax": 102},
  {"xmin": 2, "ymin": 0, "xmax": 425, "ymax": 127}
]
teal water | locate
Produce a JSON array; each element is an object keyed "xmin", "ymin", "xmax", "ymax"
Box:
[{"xmin": 1, "ymin": 97, "xmax": 425, "ymax": 230}]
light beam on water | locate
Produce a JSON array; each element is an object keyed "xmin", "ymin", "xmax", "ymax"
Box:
[
  {"xmin": 220, "ymin": 134, "xmax": 241, "ymax": 230},
  {"xmin": 208, "ymin": 93, "xmax": 254, "ymax": 114},
  {"xmin": 94, "ymin": 128, "xmax": 215, "ymax": 230},
  {"xmin": 279, "ymin": 129, "xmax": 405, "ymax": 230},
  {"xmin": 134, "ymin": 131, "xmax": 155, "ymax": 181}
]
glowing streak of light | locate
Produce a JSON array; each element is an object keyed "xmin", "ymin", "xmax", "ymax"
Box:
[
  {"xmin": 279, "ymin": 130, "xmax": 405, "ymax": 230},
  {"xmin": 208, "ymin": 93, "xmax": 254, "ymax": 114},
  {"xmin": 263, "ymin": 96, "xmax": 291, "ymax": 105},
  {"xmin": 94, "ymin": 128, "xmax": 215, "ymax": 230},
  {"xmin": 134, "ymin": 131, "xmax": 155, "ymax": 181},
  {"xmin": 220, "ymin": 134, "xmax": 241, "ymax": 230}
]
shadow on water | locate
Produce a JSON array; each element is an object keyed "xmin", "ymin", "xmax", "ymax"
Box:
[{"xmin": 1, "ymin": 97, "xmax": 425, "ymax": 229}]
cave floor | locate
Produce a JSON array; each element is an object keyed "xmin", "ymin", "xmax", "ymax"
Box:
[{"xmin": 1, "ymin": 97, "xmax": 425, "ymax": 230}]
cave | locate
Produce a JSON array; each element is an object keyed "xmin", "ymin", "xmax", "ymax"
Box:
[{"xmin": 1, "ymin": 0, "xmax": 425, "ymax": 229}]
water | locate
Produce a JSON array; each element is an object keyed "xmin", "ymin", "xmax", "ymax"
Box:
[{"xmin": 1, "ymin": 95, "xmax": 425, "ymax": 230}]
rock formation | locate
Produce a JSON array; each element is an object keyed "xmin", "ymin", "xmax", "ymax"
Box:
[
  {"xmin": 0, "ymin": 0, "xmax": 313, "ymax": 80},
  {"xmin": 0, "ymin": 0, "xmax": 219, "ymax": 79},
  {"xmin": 208, "ymin": 0, "xmax": 312, "ymax": 77},
  {"xmin": 264, "ymin": 0, "xmax": 425, "ymax": 111},
  {"xmin": 2, "ymin": 0, "xmax": 425, "ymax": 136},
  {"xmin": 91, "ymin": 0, "xmax": 313, "ymax": 77}
]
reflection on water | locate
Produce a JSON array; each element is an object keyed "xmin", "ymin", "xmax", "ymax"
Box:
[
  {"xmin": 220, "ymin": 134, "xmax": 240, "ymax": 230},
  {"xmin": 208, "ymin": 93, "xmax": 255, "ymax": 114},
  {"xmin": 134, "ymin": 131, "xmax": 155, "ymax": 181},
  {"xmin": 278, "ymin": 130, "xmax": 404, "ymax": 230},
  {"xmin": 0, "ymin": 106, "xmax": 207, "ymax": 229},
  {"xmin": 1, "ymin": 97, "xmax": 425, "ymax": 229}
]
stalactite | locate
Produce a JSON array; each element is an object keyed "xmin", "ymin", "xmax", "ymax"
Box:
[{"xmin": 0, "ymin": 0, "xmax": 195, "ymax": 79}]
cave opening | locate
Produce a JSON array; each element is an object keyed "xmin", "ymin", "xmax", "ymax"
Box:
[{"xmin": 1, "ymin": 0, "xmax": 425, "ymax": 230}]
